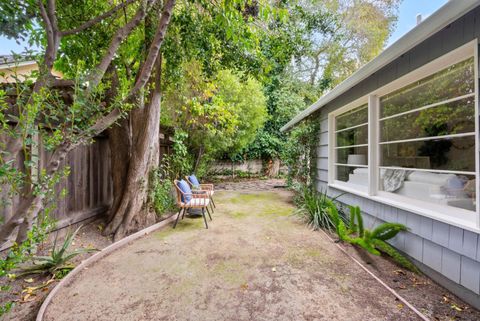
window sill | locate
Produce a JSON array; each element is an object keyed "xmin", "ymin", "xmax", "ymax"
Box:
[{"xmin": 328, "ymin": 183, "xmax": 480, "ymax": 234}]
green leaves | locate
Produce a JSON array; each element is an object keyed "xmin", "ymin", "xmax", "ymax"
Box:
[
  {"xmin": 295, "ymin": 187, "xmax": 343, "ymax": 232},
  {"xmin": 371, "ymin": 223, "xmax": 407, "ymax": 241},
  {"xmin": 163, "ymin": 61, "xmax": 267, "ymax": 170},
  {"xmin": 296, "ymin": 190, "xmax": 417, "ymax": 272},
  {"xmin": 18, "ymin": 226, "xmax": 98, "ymax": 278}
]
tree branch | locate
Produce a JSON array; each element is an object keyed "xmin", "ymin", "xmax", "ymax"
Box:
[
  {"xmin": 60, "ymin": 0, "xmax": 138, "ymax": 36},
  {"xmin": 87, "ymin": 0, "xmax": 154, "ymax": 90},
  {"xmin": 128, "ymin": 0, "xmax": 176, "ymax": 98},
  {"xmin": 85, "ymin": 0, "xmax": 176, "ymax": 139}
]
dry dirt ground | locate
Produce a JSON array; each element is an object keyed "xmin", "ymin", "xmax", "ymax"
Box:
[
  {"xmin": 42, "ymin": 189, "xmax": 422, "ymax": 321},
  {"xmin": 1, "ymin": 221, "xmax": 113, "ymax": 321}
]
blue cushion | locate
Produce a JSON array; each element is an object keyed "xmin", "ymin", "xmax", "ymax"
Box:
[
  {"xmin": 189, "ymin": 175, "xmax": 200, "ymax": 187},
  {"xmin": 177, "ymin": 180, "xmax": 192, "ymax": 203}
]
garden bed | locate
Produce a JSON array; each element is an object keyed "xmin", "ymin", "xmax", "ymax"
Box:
[{"xmin": 325, "ymin": 229, "xmax": 480, "ymax": 320}]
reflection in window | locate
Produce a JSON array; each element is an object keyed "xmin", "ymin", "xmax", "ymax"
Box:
[
  {"xmin": 379, "ymin": 57, "xmax": 476, "ymax": 212},
  {"xmin": 334, "ymin": 103, "xmax": 368, "ymax": 187},
  {"xmin": 380, "ymin": 58, "xmax": 475, "ymax": 118}
]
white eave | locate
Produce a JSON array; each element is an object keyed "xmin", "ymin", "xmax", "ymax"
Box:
[
  {"xmin": 0, "ymin": 60, "xmax": 37, "ymax": 70},
  {"xmin": 280, "ymin": 0, "xmax": 480, "ymax": 132}
]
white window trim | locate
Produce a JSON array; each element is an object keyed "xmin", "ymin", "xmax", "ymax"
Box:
[{"xmin": 327, "ymin": 39, "xmax": 480, "ymax": 232}]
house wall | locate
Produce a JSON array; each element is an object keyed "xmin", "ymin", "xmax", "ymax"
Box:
[
  {"xmin": 314, "ymin": 7, "xmax": 480, "ymax": 308},
  {"xmin": 0, "ymin": 62, "xmax": 63, "ymax": 83}
]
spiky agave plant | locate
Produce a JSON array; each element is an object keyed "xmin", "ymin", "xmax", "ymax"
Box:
[
  {"xmin": 328, "ymin": 205, "xmax": 418, "ymax": 272},
  {"xmin": 18, "ymin": 226, "xmax": 97, "ymax": 278}
]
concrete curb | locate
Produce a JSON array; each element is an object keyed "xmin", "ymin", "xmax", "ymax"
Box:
[{"xmin": 36, "ymin": 213, "xmax": 178, "ymax": 321}]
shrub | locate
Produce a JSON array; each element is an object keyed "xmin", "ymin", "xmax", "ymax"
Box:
[
  {"xmin": 149, "ymin": 167, "xmax": 176, "ymax": 217},
  {"xmin": 328, "ymin": 205, "xmax": 418, "ymax": 272},
  {"xmin": 294, "ymin": 186, "xmax": 344, "ymax": 231}
]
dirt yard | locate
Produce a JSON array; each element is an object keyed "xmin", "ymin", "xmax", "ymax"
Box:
[{"xmin": 42, "ymin": 189, "xmax": 422, "ymax": 321}]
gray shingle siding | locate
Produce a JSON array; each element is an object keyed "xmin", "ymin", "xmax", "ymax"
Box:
[{"xmin": 311, "ymin": 7, "xmax": 480, "ymax": 306}]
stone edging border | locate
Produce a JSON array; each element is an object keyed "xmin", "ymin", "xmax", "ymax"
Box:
[{"xmin": 36, "ymin": 213, "xmax": 178, "ymax": 321}]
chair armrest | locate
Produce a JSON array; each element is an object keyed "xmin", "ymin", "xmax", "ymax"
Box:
[
  {"xmin": 191, "ymin": 191, "xmax": 209, "ymax": 199},
  {"xmin": 199, "ymin": 184, "xmax": 214, "ymax": 190}
]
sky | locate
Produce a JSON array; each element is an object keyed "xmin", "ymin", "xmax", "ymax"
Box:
[
  {"xmin": 0, "ymin": 0, "xmax": 450, "ymax": 55},
  {"xmin": 387, "ymin": 0, "xmax": 449, "ymax": 47}
]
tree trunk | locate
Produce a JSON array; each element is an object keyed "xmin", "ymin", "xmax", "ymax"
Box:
[
  {"xmin": 106, "ymin": 118, "xmax": 131, "ymax": 223},
  {"xmin": 103, "ymin": 56, "xmax": 162, "ymax": 241},
  {"xmin": 193, "ymin": 146, "xmax": 204, "ymax": 173}
]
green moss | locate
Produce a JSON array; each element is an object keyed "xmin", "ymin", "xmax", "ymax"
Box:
[
  {"xmin": 228, "ymin": 211, "xmax": 246, "ymax": 218},
  {"xmin": 229, "ymin": 192, "xmax": 278, "ymax": 204},
  {"xmin": 211, "ymin": 260, "xmax": 247, "ymax": 286},
  {"xmin": 258, "ymin": 205, "xmax": 293, "ymax": 217},
  {"xmin": 283, "ymin": 247, "xmax": 324, "ymax": 268},
  {"xmin": 154, "ymin": 218, "xmax": 204, "ymax": 239}
]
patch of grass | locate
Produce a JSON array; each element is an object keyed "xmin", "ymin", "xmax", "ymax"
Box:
[
  {"xmin": 229, "ymin": 192, "xmax": 278, "ymax": 204},
  {"xmin": 258, "ymin": 205, "xmax": 293, "ymax": 217},
  {"xmin": 211, "ymin": 260, "xmax": 247, "ymax": 286},
  {"xmin": 284, "ymin": 247, "xmax": 324, "ymax": 268},
  {"xmin": 154, "ymin": 218, "xmax": 204, "ymax": 239},
  {"xmin": 228, "ymin": 211, "xmax": 246, "ymax": 219}
]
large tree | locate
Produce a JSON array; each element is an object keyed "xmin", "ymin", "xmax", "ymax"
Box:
[
  {"xmin": 0, "ymin": 0, "xmax": 285, "ymax": 244},
  {"xmin": 0, "ymin": 0, "xmax": 176, "ymax": 245}
]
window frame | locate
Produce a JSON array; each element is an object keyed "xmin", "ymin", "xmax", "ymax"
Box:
[{"xmin": 327, "ymin": 39, "xmax": 480, "ymax": 232}]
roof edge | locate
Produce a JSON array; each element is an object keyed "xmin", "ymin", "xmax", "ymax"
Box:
[{"xmin": 280, "ymin": 0, "xmax": 480, "ymax": 132}]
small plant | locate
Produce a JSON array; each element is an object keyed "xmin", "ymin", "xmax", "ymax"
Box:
[
  {"xmin": 294, "ymin": 186, "xmax": 344, "ymax": 231},
  {"xmin": 149, "ymin": 167, "xmax": 176, "ymax": 217},
  {"xmin": 17, "ymin": 226, "xmax": 97, "ymax": 278},
  {"xmin": 328, "ymin": 205, "xmax": 418, "ymax": 272}
]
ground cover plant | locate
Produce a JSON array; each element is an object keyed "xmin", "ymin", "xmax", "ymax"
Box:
[
  {"xmin": 328, "ymin": 204, "xmax": 418, "ymax": 272},
  {"xmin": 292, "ymin": 183, "xmax": 417, "ymax": 272}
]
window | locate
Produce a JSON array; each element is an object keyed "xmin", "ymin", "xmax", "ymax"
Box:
[
  {"xmin": 378, "ymin": 57, "xmax": 476, "ymax": 212},
  {"xmin": 328, "ymin": 41, "xmax": 479, "ymax": 229},
  {"xmin": 333, "ymin": 103, "xmax": 368, "ymax": 190}
]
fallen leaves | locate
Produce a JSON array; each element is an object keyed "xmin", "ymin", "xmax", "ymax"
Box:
[
  {"xmin": 20, "ymin": 278, "xmax": 56, "ymax": 303},
  {"xmin": 393, "ymin": 269, "xmax": 406, "ymax": 276},
  {"xmin": 442, "ymin": 294, "xmax": 469, "ymax": 313}
]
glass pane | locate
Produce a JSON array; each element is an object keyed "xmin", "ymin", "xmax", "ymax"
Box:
[
  {"xmin": 336, "ymin": 124, "xmax": 368, "ymax": 147},
  {"xmin": 379, "ymin": 169, "xmax": 475, "ymax": 212},
  {"xmin": 336, "ymin": 104, "xmax": 368, "ymax": 130},
  {"xmin": 380, "ymin": 97, "xmax": 475, "ymax": 142},
  {"xmin": 336, "ymin": 146, "xmax": 368, "ymax": 165},
  {"xmin": 380, "ymin": 136, "xmax": 475, "ymax": 172},
  {"xmin": 336, "ymin": 166, "xmax": 368, "ymax": 187},
  {"xmin": 380, "ymin": 57, "xmax": 475, "ymax": 118}
]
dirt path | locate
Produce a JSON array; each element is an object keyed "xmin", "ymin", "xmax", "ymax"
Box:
[{"xmin": 43, "ymin": 190, "xmax": 419, "ymax": 321}]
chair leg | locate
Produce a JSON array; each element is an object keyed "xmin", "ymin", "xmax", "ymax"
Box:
[
  {"xmin": 201, "ymin": 208, "xmax": 208, "ymax": 229},
  {"xmin": 173, "ymin": 208, "xmax": 182, "ymax": 229},
  {"xmin": 209, "ymin": 198, "xmax": 214, "ymax": 213},
  {"xmin": 206, "ymin": 206, "xmax": 212, "ymax": 221},
  {"xmin": 211, "ymin": 196, "xmax": 216, "ymax": 208},
  {"xmin": 181, "ymin": 207, "xmax": 186, "ymax": 219}
]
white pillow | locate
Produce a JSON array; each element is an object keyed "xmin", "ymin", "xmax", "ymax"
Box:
[
  {"xmin": 407, "ymin": 171, "xmax": 457, "ymax": 186},
  {"xmin": 353, "ymin": 168, "xmax": 368, "ymax": 174}
]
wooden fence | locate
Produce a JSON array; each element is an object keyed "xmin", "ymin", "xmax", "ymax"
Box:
[
  {"xmin": 0, "ymin": 135, "xmax": 112, "ymax": 240},
  {"xmin": 1, "ymin": 130, "xmax": 174, "ymax": 247}
]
